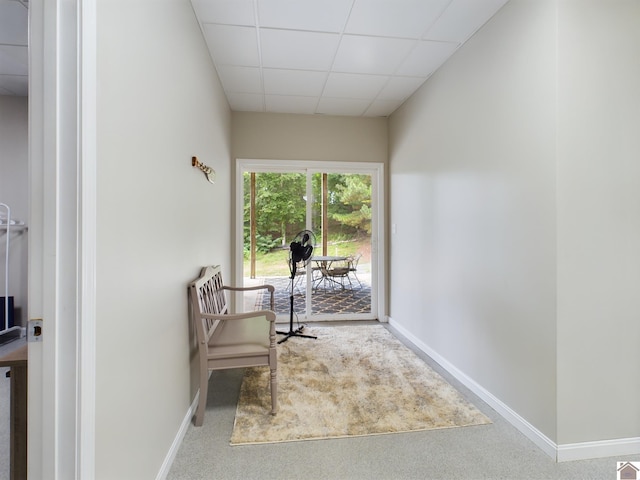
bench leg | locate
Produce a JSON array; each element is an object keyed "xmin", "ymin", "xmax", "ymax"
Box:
[
  {"xmin": 195, "ymin": 368, "xmax": 208, "ymax": 426},
  {"xmin": 270, "ymin": 367, "xmax": 277, "ymax": 414}
]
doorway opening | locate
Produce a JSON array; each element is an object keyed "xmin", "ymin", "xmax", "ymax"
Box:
[{"xmin": 235, "ymin": 160, "xmax": 385, "ymax": 324}]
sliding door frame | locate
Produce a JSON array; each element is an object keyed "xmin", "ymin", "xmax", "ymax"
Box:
[{"xmin": 234, "ymin": 159, "xmax": 386, "ymax": 322}]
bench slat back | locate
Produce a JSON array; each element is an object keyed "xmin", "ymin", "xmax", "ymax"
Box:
[
  {"xmin": 191, "ymin": 265, "xmax": 228, "ymax": 345},
  {"xmin": 188, "ymin": 265, "xmax": 278, "ymax": 424}
]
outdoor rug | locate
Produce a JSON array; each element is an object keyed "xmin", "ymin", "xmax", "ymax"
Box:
[
  {"xmin": 256, "ymin": 276, "xmax": 372, "ymax": 315},
  {"xmin": 230, "ymin": 325, "xmax": 491, "ymax": 445}
]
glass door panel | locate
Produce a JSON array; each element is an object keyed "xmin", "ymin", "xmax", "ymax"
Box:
[
  {"xmin": 242, "ymin": 172, "xmax": 308, "ymax": 317},
  {"xmin": 242, "ymin": 167, "xmax": 375, "ymax": 322},
  {"xmin": 310, "ymin": 173, "xmax": 372, "ymax": 318}
]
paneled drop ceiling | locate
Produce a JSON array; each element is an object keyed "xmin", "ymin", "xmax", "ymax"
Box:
[
  {"xmin": 0, "ymin": 0, "xmax": 28, "ymax": 96},
  {"xmin": 191, "ymin": 0, "xmax": 509, "ymax": 117},
  {"xmin": 0, "ymin": 0, "xmax": 510, "ymax": 114}
]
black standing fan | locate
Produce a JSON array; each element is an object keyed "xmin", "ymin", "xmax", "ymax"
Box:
[{"xmin": 277, "ymin": 230, "xmax": 318, "ymax": 343}]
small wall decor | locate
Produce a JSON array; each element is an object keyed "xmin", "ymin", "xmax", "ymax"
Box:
[{"xmin": 192, "ymin": 156, "xmax": 216, "ymax": 184}]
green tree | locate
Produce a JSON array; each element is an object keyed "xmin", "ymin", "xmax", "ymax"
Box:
[
  {"xmin": 244, "ymin": 172, "xmax": 372, "ymax": 253},
  {"xmin": 329, "ymin": 174, "xmax": 372, "ymax": 235},
  {"xmin": 244, "ymin": 173, "xmax": 306, "ymax": 249}
]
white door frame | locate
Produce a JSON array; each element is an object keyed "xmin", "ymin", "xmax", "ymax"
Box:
[
  {"xmin": 28, "ymin": 0, "xmax": 97, "ymax": 477},
  {"xmin": 234, "ymin": 159, "xmax": 386, "ymax": 322}
]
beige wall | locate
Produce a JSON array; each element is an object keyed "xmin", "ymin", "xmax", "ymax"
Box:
[
  {"xmin": 232, "ymin": 112, "xmax": 388, "ymax": 163},
  {"xmin": 389, "ymin": 0, "xmax": 558, "ymax": 442},
  {"xmin": 390, "ymin": 0, "xmax": 640, "ymax": 453},
  {"xmin": 556, "ymin": 0, "xmax": 640, "ymax": 445},
  {"xmin": 0, "ymin": 96, "xmax": 28, "ymax": 327},
  {"xmin": 95, "ymin": 0, "xmax": 231, "ymax": 478}
]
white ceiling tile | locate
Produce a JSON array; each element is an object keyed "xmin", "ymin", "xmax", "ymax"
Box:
[
  {"xmin": 263, "ymin": 69, "xmax": 327, "ymax": 96},
  {"xmin": 265, "ymin": 95, "xmax": 318, "ymax": 114},
  {"xmin": 364, "ymin": 99, "xmax": 403, "ymax": 117},
  {"xmin": 322, "ymin": 73, "xmax": 388, "ymax": 99},
  {"xmin": 0, "ymin": 46, "xmax": 28, "ymax": 75},
  {"xmin": 424, "ymin": 0, "xmax": 509, "ymax": 42},
  {"xmin": 0, "ymin": 1, "xmax": 28, "ymax": 45},
  {"xmin": 190, "ymin": 0, "xmax": 509, "ymax": 117},
  {"xmin": 346, "ymin": 0, "xmax": 450, "ymax": 39},
  {"xmin": 1, "ymin": 0, "xmax": 510, "ymax": 109},
  {"xmin": 227, "ymin": 93, "xmax": 266, "ymax": 112},
  {"xmin": 316, "ymin": 97, "xmax": 370, "ymax": 116},
  {"xmin": 377, "ymin": 76, "xmax": 426, "ymax": 101},
  {"xmin": 203, "ymin": 24, "xmax": 260, "ymax": 66},
  {"xmin": 260, "ymin": 29, "xmax": 340, "ymax": 70},
  {"xmin": 257, "ymin": 0, "xmax": 352, "ymax": 33},
  {"xmin": 217, "ymin": 65, "xmax": 262, "ymax": 93},
  {"xmin": 333, "ymin": 35, "xmax": 416, "ymax": 75},
  {"xmin": 395, "ymin": 41, "xmax": 458, "ymax": 77},
  {"xmin": 191, "ymin": 0, "xmax": 255, "ymax": 26}
]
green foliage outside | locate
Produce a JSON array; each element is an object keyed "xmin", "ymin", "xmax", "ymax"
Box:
[
  {"xmin": 243, "ymin": 172, "xmax": 371, "ymax": 277},
  {"xmin": 244, "ymin": 173, "xmax": 307, "ymax": 252},
  {"xmin": 329, "ymin": 175, "xmax": 373, "ymax": 235},
  {"xmin": 243, "ymin": 237, "xmax": 368, "ymax": 277}
]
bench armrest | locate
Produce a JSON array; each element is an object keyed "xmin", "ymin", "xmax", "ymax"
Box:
[
  {"xmin": 201, "ymin": 310, "xmax": 276, "ymax": 322},
  {"xmin": 221, "ymin": 284, "xmax": 275, "ymax": 310},
  {"xmin": 222, "ymin": 284, "xmax": 274, "ymax": 293}
]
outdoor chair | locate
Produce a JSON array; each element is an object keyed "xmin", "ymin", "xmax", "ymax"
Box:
[
  {"xmin": 322, "ymin": 259, "xmax": 352, "ymax": 290},
  {"xmin": 347, "ymin": 253, "xmax": 363, "ymax": 289}
]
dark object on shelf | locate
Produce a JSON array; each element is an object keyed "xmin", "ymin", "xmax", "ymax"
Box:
[{"xmin": 1, "ymin": 296, "xmax": 14, "ymax": 330}]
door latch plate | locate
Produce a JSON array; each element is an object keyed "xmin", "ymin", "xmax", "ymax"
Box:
[{"xmin": 28, "ymin": 319, "xmax": 43, "ymax": 342}]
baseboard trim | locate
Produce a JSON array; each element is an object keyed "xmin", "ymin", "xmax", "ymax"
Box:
[
  {"xmin": 388, "ymin": 318, "xmax": 557, "ymax": 460},
  {"xmin": 155, "ymin": 391, "xmax": 199, "ymax": 480},
  {"xmin": 557, "ymin": 437, "xmax": 640, "ymax": 462},
  {"xmin": 388, "ymin": 319, "xmax": 640, "ymax": 462}
]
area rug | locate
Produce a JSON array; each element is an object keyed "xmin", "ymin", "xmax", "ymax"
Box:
[
  {"xmin": 255, "ymin": 276, "xmax": 372, "ymax": 315},
  {"xmin": 230, "ymin": 325, "xmax": 491, "ymax": 445}
]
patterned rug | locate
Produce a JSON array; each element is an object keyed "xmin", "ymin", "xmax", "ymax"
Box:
[
  {"xmin": 230, "ymin": 325, "xmax": 491, "ymax": 445},
  {"xmin": 256, "ymin": 276, "xmax": 372, "ymax": 315}
]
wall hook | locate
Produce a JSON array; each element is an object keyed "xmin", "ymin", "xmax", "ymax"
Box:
[{"xmin": 192, "ymin": 156, "xmax": 216, "ymax": 184}]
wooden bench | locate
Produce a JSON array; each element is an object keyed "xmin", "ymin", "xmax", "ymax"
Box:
[{"xmin": 189, "ymin": 265, "xmax": 277, "ymax": 426}]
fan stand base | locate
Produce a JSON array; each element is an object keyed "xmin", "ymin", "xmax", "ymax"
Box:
[
  {"xmin": 276, "ymin": 325, "xmax": 317, "ymax": 344},
  {"xmin": 276, "ymin": 287, "xmax": 317, "ymax": 344}
]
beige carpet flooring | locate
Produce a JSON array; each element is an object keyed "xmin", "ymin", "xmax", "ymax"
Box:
[{"xmin": 230, "ymin": 325, "xmax": 490, "ymax": 445}]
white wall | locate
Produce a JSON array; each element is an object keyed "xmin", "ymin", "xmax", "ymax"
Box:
[
  {"xmin": 390, "ymin": 0, "xmax": 640, "ymax": 455},
  {"xmin": 0, "ymin": 95, "xmax": 28, "ymax": 327},
  {"xmin": 95, "ymin": 0, "xmax": 231, "ymax": 478},
  {"xmin": 389, "ymin": 0, "xmax": 558, "ymax": 442},
  {"xmin": 556, "ymin": 0, "xmax": 640, "ymax": 446}
]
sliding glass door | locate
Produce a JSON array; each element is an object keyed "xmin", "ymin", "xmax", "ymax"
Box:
[{"xmin": 236, "ymin": 160, "xmax": 384, "ymax": 323}]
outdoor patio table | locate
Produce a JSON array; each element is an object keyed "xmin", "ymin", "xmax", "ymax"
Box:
[{"xmin": 312, "ymin": 256, "xmax": 348, "ymax": 290}]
